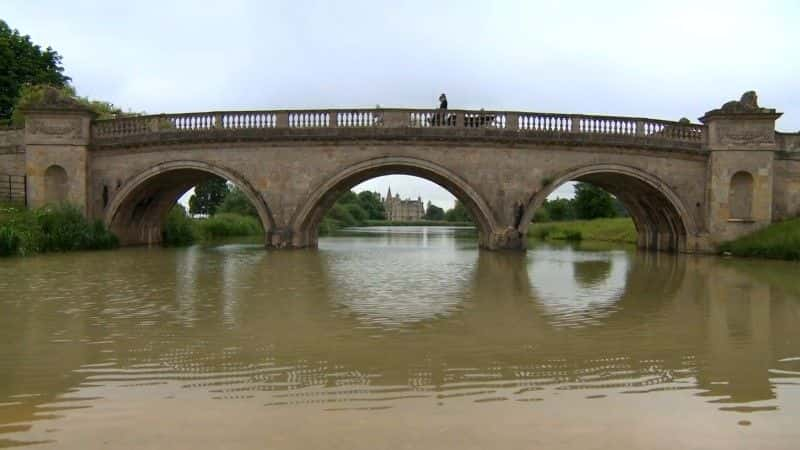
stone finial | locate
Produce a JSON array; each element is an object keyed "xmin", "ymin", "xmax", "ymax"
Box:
[{"xmin": 705, "ymin": 91, "xmax": 776, "ymax": 116}]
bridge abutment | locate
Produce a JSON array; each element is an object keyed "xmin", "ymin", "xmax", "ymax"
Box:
[
  {"xmin": 700, "ymin": 92, "xmax": 782, "ymax": 245},
  {"xmin": 22, "ymin": 97, "xmax": 94, "ymax": 213}
]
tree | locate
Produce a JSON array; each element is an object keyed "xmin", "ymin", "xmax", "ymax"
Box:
[
  {"xmin": 0, "ymin": 20, "xmax": 70, "ymax": 122},
  {"xmin": 356, "ymin": 191, "xmax": 385, "ymax": 220},
  {"xmin": 445, "ymin": 200, "xmax": 473, "ymax": 222},
  {"xmin": 532, "ymin": 207, "xmax": 550, "ymax": 222},
  {"xmin": 336, "ymin": 191, "xmax": 359, "ymax": 204},
  {"xmin": 326, "ymin": 203, "xmax": 356, "ymax": 226},
  {"xmin": 344, "ymin": 203, "xmax": 368, "ymax": 225},
  {"xmin": 189, "ymin": 177, "xmax": 230, "ymax": 216},
  {"xmin": 543, "ymin": 198, "xmax": 576, "ymax": 221},
  {"xmin": 424, "ymin": 204, "xmax": 445, "ymax": 221},
  {"xmin": 573, "ymin": 182, "xmax": 616, "ymax": 220},
  {"xmin": 217, "ymin": 186, "xmax": 258, "ymax": 217}
]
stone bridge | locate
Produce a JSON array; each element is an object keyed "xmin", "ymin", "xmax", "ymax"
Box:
[{"xmin": 1, "ymin": 91, "xmax": 798, "ymax": 252}]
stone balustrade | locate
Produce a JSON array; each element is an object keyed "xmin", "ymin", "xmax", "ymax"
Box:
[{"xmin": 90, "ymin": 108, "xmax": 706, "ymax": 149}]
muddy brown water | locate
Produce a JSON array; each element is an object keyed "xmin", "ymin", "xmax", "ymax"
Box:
[{"xmin": 0, "ymin": 227, "xmax": 798, "ymax": 449}]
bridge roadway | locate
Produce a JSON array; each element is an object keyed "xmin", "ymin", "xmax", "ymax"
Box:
[{"xmin": 6, "ymin": 91, "xmax": 799, "ymax": 252}]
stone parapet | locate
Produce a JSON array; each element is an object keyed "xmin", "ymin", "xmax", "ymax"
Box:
[{"xmin": 90, "ymin": 108, "xmax": 706, "ymax": 152}]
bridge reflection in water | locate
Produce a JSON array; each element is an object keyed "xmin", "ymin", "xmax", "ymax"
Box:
[{"xmin": 0, "ymin": 228, "xmax": 798, "ymax": 447}]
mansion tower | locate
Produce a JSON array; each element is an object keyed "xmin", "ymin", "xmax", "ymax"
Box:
[{"xmin": 383, "ymin": 187, "xmax": 425, "ymax": 221}]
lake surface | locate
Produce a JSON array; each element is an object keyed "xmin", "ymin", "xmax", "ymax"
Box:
[{"xmin": 0, "ymin": 226, "xmax": 798, "ymax": 449}]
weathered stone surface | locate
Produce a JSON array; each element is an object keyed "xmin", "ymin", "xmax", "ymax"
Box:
[
  {"xmin": 88, "ymin": 140, "xmax": 708, "ymax": 252},
  {"xmin": 0, "ymin": 128, "xmax": 25, "ymax": 176},
  {"xmin": 23, "ymin": 109, "xmax": 92, "ymax": 213}
]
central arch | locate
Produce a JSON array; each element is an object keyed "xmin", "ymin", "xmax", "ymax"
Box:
[
  {"xmin": 519, "ymin": 164, "xmax": 697, "ymax": 252},
  {"xmin": 290, "ymin": 156, "xmax": 499, "ymax": 249},
  {"xmin": 106, "ymin": 160, "xmax": 274, "ymax": 246}
]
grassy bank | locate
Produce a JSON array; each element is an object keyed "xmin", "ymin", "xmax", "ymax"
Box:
[
  {"xmin": 528, "ymin": 218, "xmax": 637, "ymax": 244},
  {"xmin": 163, "ymin": 207, "xmax": 262, "ymax": 246},
  {"xmin": 0, "ymin": 203, "xmax": 118, "ymax": 257},
  {"xmin": 718, "ymin": 218, "xmax": 800, "ymax": 261}
]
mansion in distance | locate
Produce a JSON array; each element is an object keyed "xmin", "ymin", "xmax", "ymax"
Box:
[{"xmin": 383, "ymin": 187, "xmax": 427, "ymax": 221}]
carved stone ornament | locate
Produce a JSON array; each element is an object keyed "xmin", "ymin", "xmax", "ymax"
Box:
[
  {"xmin": 720, "ymin": 130, "xmax": 773, "ymax": 145},
  {"xmin": 29, "ymin": 117, "xmax": 84, "ymax": 138}
]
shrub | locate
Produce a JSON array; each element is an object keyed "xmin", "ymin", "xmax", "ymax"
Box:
[
  {"xmin": 318, "ymin": 217, "xmax": 340, "ymax": 235},
  {"xmin": 532, "ymin": 225, "xmax": 554, "ymax": 240},
  {"xmin": 327, "ymin": 203, "xmax": 356, "ymax": 227},
  {"xmin": 344, "ymin": 203, "xmax": 368, "ymax": 225},
  {"xmin": 86, "ymin": 219, "xmax": 119, "ymax": 250},
  {"xmin": 0, "ymin": 226, "xmax": 21, "ymax": 256},
  {"xmin": 0, "ymin": 203, "xmax": 118, "ymax": 256},
  {"xmin": 194, "ymin": 213, "xmax": 262, "ymax": 240},
  {"xmin": 163, "ymin": 205, "xmax": 196, "ymax": 246},
  {"xmin": 0, "ymin": 203, "xmax": 40, "ymax": 255},
  {"xmin": 563, "ymin": 230, "xmax": 583, "ymax": 241},
  {"xmin": 217, "ymin": 187, "xmax": 258, "ymax": 217},
  {"xmin": 35, "ymin": 203, "xmax": 118, "ymax": 252}
]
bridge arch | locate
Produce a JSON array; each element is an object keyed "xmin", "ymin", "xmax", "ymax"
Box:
[
  {"xmin": 520, "ymin": 164, "xmax": 697, "ymax": 252},
  {"xmin": 105, "ymin": 160, "xmax": 274, "ymax": 246},
  {"xmin": 290, "ymin": 156, "xmax": 500, "ymax": 249}
]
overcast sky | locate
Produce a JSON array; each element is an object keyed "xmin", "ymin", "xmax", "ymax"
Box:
[{"xmin": 5, "ymin": 0, "xmax": 799, "ymax": 208}]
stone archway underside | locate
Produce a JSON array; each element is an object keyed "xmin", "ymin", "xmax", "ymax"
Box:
[
  {"xmin": 521, "ymin": 168, "xmax": 693, "ymax": 253},
  {"xmin": 107, "ymin": 163, "xmax": 273, "ymax": 246},
  {"xmin": 576, "ymin": 173, "xmax": 688, "ymax": 252}
]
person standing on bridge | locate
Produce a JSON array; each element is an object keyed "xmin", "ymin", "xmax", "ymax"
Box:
[{"xmin": 434, "ymin": 93, "xmax": 449, "ymax": 126}]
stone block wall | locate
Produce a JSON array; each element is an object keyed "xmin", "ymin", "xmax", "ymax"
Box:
[
  {"xmin": 0, "ymin": 128, "xmax": 25, "ymax": 176},
  {"xmin": 773, "ymin": 157, "xmax": 800, "ymax": 220},
  {"xmin": 777, "ymin": 132, "xmax": 800, "ymax": 152}
]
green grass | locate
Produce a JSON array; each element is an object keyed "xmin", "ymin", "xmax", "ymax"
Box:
[
  {"xmin": 528, "ymin": 218, "xmax": 637, "ymax": 244},
  {"xmin": 718, "ymin": 218, "xmax": 800, "ymax": 261}
]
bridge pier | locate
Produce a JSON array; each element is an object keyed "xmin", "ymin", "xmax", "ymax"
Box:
[{"xmin": 486, "ymin": 227, "xmax": 526, "ymax": 251}]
